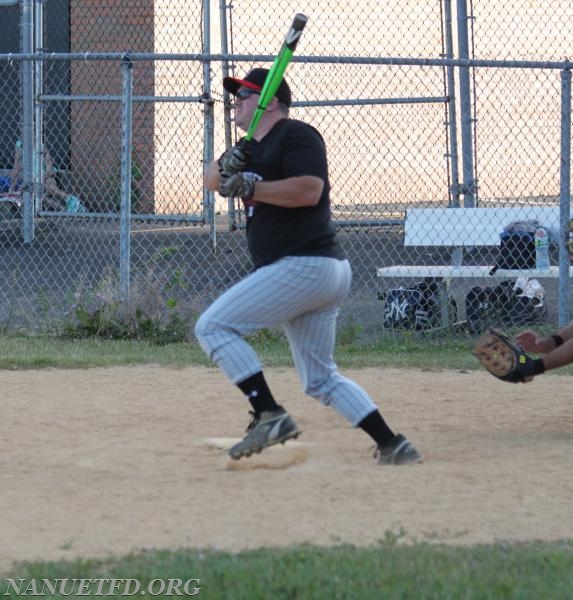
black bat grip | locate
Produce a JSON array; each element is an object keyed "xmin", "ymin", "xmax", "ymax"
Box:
[
  {"xmin": 292, "ymin": 13, "xmax": 308, "ymax": 29},
  {"xmin": 285, "ymin": 13, "xmax": 308, "ymax": 51}
]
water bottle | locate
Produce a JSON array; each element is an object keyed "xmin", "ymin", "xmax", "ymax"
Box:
[{"xmin": 534, "ymin": 226, "xmax": 550, "ymax": 270}]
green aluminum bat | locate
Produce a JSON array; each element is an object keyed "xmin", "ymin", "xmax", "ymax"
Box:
[{"xmin": 245, "ymin": 13, "xmax": 308, "ymax": 141}]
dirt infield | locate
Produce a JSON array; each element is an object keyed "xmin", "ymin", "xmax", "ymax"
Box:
[{"xmin": 2, "ymin": 365, "xmax": 572, "ymax": 571}]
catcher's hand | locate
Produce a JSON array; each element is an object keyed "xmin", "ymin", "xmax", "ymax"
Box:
[{"xmin": 473, "ymin": 328, "xmax": 536, "ymax": 383}]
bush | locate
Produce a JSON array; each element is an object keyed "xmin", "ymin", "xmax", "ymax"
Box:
[{"xmin": 62, "ymin": 267, "xmax": 192, "ymax": 344}]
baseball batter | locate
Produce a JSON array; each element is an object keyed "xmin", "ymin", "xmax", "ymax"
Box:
[{"xmin": 195, "ymin": 68, "xmax": 421, "ymax": 465}]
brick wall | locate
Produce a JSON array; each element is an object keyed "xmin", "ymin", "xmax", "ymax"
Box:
[{"xmin": 70, "ymin": 0, "xmax": 155, "ymax": 212}]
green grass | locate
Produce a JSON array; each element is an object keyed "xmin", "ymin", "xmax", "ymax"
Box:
[
  {"xmin": 0, "ymin": 330, "xmax": 538, "ymax": 371},
  {"xmin": 0, "ymin": 334, "xmax": 209, "ymax": 369},
  {"xmin": 2, "ymin": 541, "xmax": 573, "ymax": 599},
  {"xmin": 1, "ymin": 331, "xmax": 572, "ymax": 596},
  {"xmin": 2, "ymin": 330, "xmax": 573, "ymax": 374}
]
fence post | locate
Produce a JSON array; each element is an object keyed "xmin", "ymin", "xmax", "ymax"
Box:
[
  {"xmin": 219, "ymin": 0, "xmax": 237, "ymax": 231},
  {"xmin": 33, "ymin": 0, "xmax": 43, "ymax": 214},
  {"xmin": 119, "ymin": 56, "xmax": 134, "ymax": 303},
  {"xmin": 21, "ymin": 0, "xmax": 35, "ymax": 243},
  {"xmin": 443, "ymin": 0, "xmax": 460, "ymax": 209},
  {"xmin": 456, "ymin": 0, "xmax": 476, "ymax": 208},
  {"xmin": 202, "ymin": 0, "xmax": 216, "ymax": 248},
  {"xmin": 558, "ymin": 66, "xmax": 571, "ymax": 327}
]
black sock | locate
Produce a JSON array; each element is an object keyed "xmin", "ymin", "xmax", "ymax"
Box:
[
  {"xmin": 237, "ymin": 372, "xmax": 280, "ymax": 415},
  {"xmin": 358, "ymin": 411, "xmax": 395, "ymax": 446}
]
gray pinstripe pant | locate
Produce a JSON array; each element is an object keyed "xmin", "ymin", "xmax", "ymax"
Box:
[{"xmin": 195, "ymin": 256, "xmax": 378, "ymax": 426}]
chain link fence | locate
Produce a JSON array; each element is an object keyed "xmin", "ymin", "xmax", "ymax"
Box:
[{"xmin": 0, "ymin": 0, "xmax": 571, "ymax": 341}]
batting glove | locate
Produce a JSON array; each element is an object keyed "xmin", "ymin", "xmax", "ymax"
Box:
[
  {"xmin": 219, "ymin": 172, "xmax": 255, "ymax": 201},
  {"xmin": 217, "ymin": 141, "xmax": 250, "ymax": 176}
]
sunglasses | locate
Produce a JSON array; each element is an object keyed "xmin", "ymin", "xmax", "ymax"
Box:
[{"xmin": 235, "ymin": 88, "xmax": 260, "ymax": 99}]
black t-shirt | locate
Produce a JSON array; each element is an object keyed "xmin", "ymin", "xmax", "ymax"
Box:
[{"xmin": 240, "ymin": 118, "xmax": 346, "ymax": 269}]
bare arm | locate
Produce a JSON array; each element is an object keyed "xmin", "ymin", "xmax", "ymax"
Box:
[
  {"xmin": 515, "ymin": 320, "xmax": 573, "ymax": 372},
  {"xmin": 516, "ymin": 320, "xmax": 573, "ymax": 353},
  {"xmin": 204, "ymin": 160, "xmax": 221, "ymax": 191},
  {"xmin": 252, "ymin": 176, "xmax": 323, "ymax": 208},
  {"xmin": 540, "ymin": 338, "xmax": 573, "ymax": 371}
]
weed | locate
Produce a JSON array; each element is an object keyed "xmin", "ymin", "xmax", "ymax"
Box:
[
  {"xmin": 62, "ymin": 267, "xmax": 192, "ymax": 344},
  {"xmin": 338, "ymin": 316, "xmax": 364, "ymax": 346}
]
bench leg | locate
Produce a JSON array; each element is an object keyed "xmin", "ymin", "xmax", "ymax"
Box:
[{"xmin": 438, "ymin": 280, "xmax": 451, "ymax": 328}]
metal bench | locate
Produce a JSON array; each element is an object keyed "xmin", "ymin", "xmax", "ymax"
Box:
[{"xmin": 377, "ymin": 206, "xmax": 572, "ymax": 327}]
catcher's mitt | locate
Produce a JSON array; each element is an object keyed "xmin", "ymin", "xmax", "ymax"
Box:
[{"xmin": 473, "ymin": 328, "xmax": 536, "ymax": 383}]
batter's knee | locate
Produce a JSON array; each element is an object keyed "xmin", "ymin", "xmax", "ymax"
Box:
[
  {"xmin": 194, "ymin": 310, "xmax": 243, "ymax": 359},
  {"xmin": 194, "ymin": 311, "xmax": 215, "ymax": 347}
]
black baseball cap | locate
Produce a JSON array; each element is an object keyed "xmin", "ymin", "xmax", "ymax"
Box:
[{"xmin": 223, "ymin": 68, "xmax": 292, "ymax": 107}]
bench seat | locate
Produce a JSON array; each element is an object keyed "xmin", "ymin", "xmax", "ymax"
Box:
[{"xmin": 377, "ymin": 265, "xmax": 573, "ymax": 279}]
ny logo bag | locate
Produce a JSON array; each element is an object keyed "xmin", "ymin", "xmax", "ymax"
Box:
[
  {"xmin": 383, "ymin": 287, "xmax": 425, "ymax": 329},
  {"xmin": 381, "ymin": 279, "xmax": 451, "ymax": 330}
]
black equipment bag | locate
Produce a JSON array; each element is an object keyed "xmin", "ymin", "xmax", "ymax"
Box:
[
  {"xmin": 490, "ymin": 220, "xmax": 538, "ymax": 273},
  {"xmin": 466, "ymin": 279, "xmax": 547, "ymax": 333}
]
